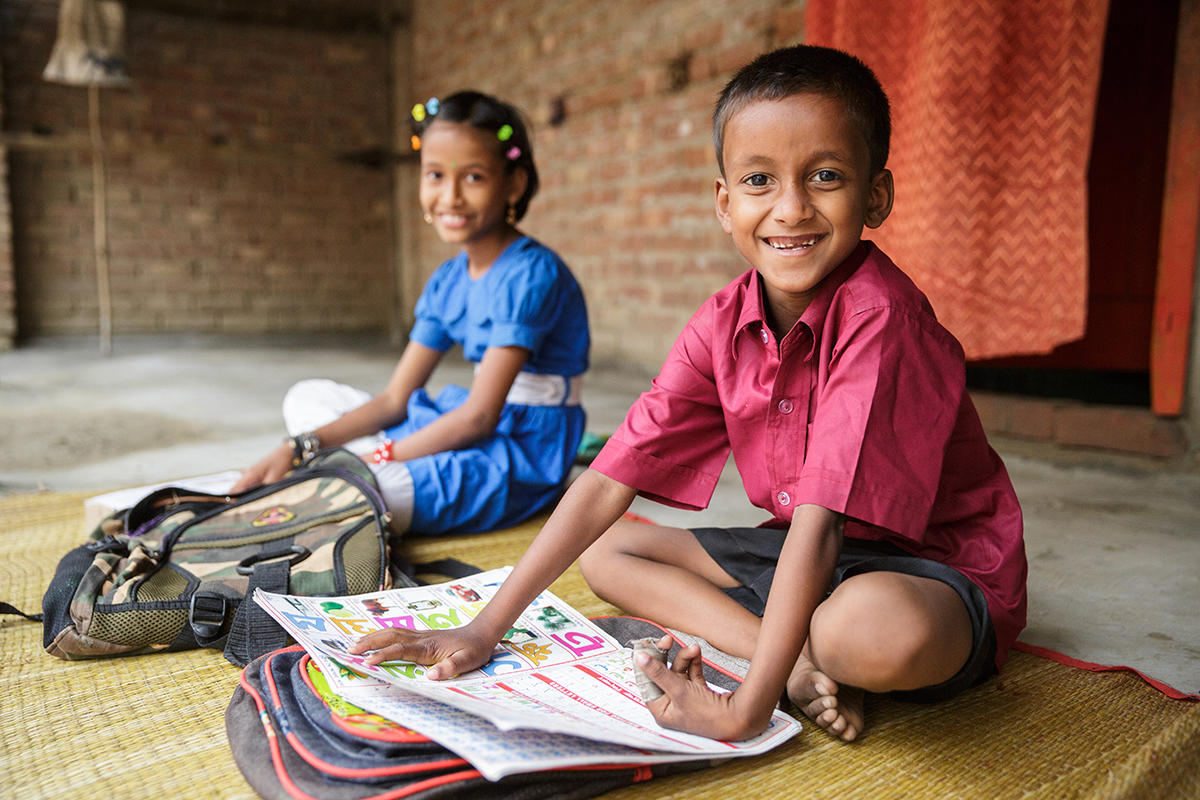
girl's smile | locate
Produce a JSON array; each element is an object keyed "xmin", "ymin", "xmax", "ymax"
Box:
[
  {"xmin": 419, "ymin": 120, "xmax": 527, "ymax": 274},
  {"xmin": 434, "ymin": 212, "xmax": 471, "ymax": 230}
]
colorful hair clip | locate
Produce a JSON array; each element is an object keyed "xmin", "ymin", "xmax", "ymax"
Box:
[
  {"xmin": 506, "ymin": 146, "xmax": 521, "ymax": 160},
  {"xmin": 412, "ymin": 98, "xmax": 439, "ymax": 122},
  {"xmin": 497, "ymin": 124, "xmax": 514, "ymax": 142},
  {"xmin": 411, "ymin": 134, "xmax": 421, "ymax": 151}
]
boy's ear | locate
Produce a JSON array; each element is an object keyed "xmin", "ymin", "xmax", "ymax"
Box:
[
  {"xmin": 864, "ymin": 169, "xmax": 894, "ymax": 229},
  {"xmin": 714, "ymin": 177, "xmax": 734, "ymax": 234}
]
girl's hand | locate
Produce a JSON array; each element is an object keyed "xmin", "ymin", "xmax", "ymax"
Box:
[
  {"xmin": 348, "ymin": 625, "xmax": 496, "ymax": 681},
  {"xmin": 636, "ymin": 637, "xmax": 770, "ymax": 742},
  {"xmin": 231, "ymin": 443, "xmax": 294, "ymax": 493}
]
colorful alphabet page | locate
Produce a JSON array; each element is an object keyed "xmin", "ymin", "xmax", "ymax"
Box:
[
  {"xmin": 253, "ymin": 567, "xmax": 800, "ymax": 768},
  {"xmin": 254, "ymin": 567, "xmax": 618, "ymax": 694}
]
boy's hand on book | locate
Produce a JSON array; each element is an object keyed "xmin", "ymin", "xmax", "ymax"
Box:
[
  {"xmin": 348, "ymin": 627, "xmax": 494, "ymax": 680},
  {"xmin": 636, "ymin": 641, "xmax": 768, "ymax": 743}
]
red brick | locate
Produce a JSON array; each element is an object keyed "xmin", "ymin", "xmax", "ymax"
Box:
[
  {"xmin": 969, "ymin": 391, "xmax": 1013, "ymax": 435},
  {"xmin": 1054, "ymin": 406, "xmax": 1189, "ymax": 459},
  {"xmin": 1009, "ymin": 397, "xmax": 1057, "ymax": 440},
  {"xmin": 773, "ymin": 7, "xmax": 807, "ymax": 44}
]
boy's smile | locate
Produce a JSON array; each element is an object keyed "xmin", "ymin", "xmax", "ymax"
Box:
[{"xmin": 715, "ymin": 93, "xmax": 893, "ymax": 333}]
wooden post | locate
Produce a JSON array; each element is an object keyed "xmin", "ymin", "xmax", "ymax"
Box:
[
  {"xmin": 1151, "ymin": 0, "xmax": 1200, "ymax": 415},
  {"xmin": 88, "ymin": 83, "xmax": 112, "ymax": 355},
  {"xmin": 387, "ymin": 0, "xmax": 419, "ymax": 345}
]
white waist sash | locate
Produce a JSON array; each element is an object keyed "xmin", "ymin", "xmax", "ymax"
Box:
[{"xmin": 474, "ymin": 366, "xmax": 582, "ymax": 406}]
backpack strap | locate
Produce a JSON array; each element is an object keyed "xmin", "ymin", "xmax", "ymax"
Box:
[
  {"xmin": 0, "ymin": 601, "xmax": 43, "ymax": 623},
  {"xmin": 221, "ymin": 558, "xmax": 293, "ymax": 668},
  {"xmin": 412, "ymin": 558, "xmax": 483, "ymax": 581}
]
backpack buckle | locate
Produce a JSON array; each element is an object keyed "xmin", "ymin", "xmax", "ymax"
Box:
[
  {"xmin": 189, "ymin": 593, "xmax": 227, "ymax": 639},
  {"xmin": 236, "ymin": 545, "xmax": 311, "ymax": 576}
]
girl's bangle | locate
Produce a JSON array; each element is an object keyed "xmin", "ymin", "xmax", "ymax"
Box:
[
  {"xmin": 286, "ymin": 431, "xmax": 321, "ymax": 467},
  {"xmin": 372, "ymin": 438, "xmax": 394, "ymax": 464}
]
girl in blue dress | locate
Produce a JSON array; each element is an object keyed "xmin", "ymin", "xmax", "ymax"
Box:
[{"xmin": 232, "ymin": 91, "xmax": 590, "ymax": 536}]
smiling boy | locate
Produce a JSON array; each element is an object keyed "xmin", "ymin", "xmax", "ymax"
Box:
[{"xmin": 351, "ymin": 45, "xmax": 1027, "ymax": 744}]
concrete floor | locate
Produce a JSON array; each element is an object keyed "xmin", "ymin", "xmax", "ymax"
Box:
[{"xmin": 2, "ymin": 336, "xmax": 1198, "ymax": 696}]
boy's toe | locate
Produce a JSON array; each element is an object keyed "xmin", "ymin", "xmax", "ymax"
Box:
[{"xmin": 804, "ymin": 695, "xmax": 835, "ymax": 720}]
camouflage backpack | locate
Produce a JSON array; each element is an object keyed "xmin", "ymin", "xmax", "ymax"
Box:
[{"xmin": 42, "ymin": 448, "xmax": 415, "ymax": 667}]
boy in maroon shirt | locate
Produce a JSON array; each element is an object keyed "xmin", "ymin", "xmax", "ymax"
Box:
[{"xmin": 352, "ymin": 45, "xmax": 1027, "ymax": 744}]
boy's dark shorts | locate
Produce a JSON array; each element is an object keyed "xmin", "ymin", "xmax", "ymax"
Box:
[{"xmin": 690, "ymin": 527, "xmax": 998, "ymax": 704}]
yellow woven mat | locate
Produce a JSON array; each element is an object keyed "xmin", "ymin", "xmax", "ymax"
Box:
[{"xmin": 1, "ymin": 492, "xmax": 1197, "ymax": 800}]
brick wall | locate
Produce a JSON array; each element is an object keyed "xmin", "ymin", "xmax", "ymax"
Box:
[
  {"xmin": 1, "ymin": 1, "xmax": 393, "ymax": 338},
  {"xmin": 0, "ymin": 0, "xmax": 808, "ymax": 366},
  {"xmin": 408, "ymin": 0, "xmax": 808, "ymax": 373}
]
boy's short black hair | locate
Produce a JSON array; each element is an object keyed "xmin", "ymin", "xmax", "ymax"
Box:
[
  {"xmin": 712, "ymin": 45, "xmax": 891, "ymax": 177},
  {"xmin": 415, "ymin": 90, "xmax": 540, "ymax": 221}
]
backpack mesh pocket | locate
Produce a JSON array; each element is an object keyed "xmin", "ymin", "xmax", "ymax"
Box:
[
  {"xmin": 134, "ymin": 564, "xmax": 190, "ymax": 602},
  {"xmin": 340, "ymin": 522, "xmax": 386, "ymax": 595},
  {"xmin": 89, "ymin": 606, "xmax": 188, "ymax": 646}
]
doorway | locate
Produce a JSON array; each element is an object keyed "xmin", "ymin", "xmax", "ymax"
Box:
[{"xmin": 966, "ymin": 0, "xmax": 1180, "ymax": 408}]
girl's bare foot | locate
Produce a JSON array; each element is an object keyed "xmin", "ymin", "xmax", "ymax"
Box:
[{"xmin": 786, "ymin": 652, "xmax": 864, "ymax": 742}]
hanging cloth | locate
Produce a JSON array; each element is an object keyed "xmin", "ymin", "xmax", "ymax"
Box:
[
  {"xmin": 43, "ymin": 0, "xmax": 130, "ymax": 87},
  {"xmin": 806, "ymin": 0, "xmax": 1109, "ymax": 359}
]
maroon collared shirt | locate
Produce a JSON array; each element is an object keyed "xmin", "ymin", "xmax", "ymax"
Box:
[{"xmin": 592, "ymin": 242, "xmax": 1027, "ymax": 668}]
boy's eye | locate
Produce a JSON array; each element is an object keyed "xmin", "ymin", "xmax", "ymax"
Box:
[
  {"xmin": 812, "ymin": 170, "xmax": 841, "ymax": 184},
  {"xmin": 743, "ymin": 173, "xmax": 771, "ymax": 188}
]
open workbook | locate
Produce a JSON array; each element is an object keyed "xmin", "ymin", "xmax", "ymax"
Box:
[{"xmin": 253, "ymin": 567, "xmax": 801, "ymax": 780}]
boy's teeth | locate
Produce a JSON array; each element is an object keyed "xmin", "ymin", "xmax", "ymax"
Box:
[{"xmin": 768, "ymin": 236, "xmax": 819, "ymax": 250}]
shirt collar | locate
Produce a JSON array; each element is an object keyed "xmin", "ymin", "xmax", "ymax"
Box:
[
  {"xmin": 798, "ymin": 240, "xmax": 870, "ymax": 332},
  {"xmin": 731, "ymin": 241, "xmax": 872, "ymax": 358}
]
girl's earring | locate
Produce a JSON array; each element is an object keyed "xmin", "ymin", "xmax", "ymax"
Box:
[
  {"xmin": 423, "ymin": 212, "xmax": 433, "ymax": 224},
  {"xmin": 506, "ymin": 204, "xmax": 517, "ymax": 226}
]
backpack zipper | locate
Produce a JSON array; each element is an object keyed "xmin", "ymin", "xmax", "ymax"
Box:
[{"xmin": 151, "ymin": 463, "xmax": 387, "ymax": 559}]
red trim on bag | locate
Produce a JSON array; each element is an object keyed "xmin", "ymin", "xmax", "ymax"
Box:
[
  {"xmin": 376, "ymin": 771, "xmax": 491, "ymax": 799},
  {"xmin": 260, "ymin": 651, "xmax": 472, "ymax": 778},
  {"xmin": 238, "ymin": 652, "xmax": 315, "ymax": 800},
  {"xmin": 297, "ymin": 654, "xmax": 433, "ymax": 744},
  {"xmin": 242, "ymin": 655, "xmax": 485, "ymax": 800},
  {"xmin": 237, "ymin": 647, "xmax": 685, "ymax": 797}
]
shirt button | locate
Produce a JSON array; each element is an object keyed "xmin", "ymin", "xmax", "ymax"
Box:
[
  {"xmin": 777, "ymin": 491, "xmax": 791, "ymax": 506},
  {"xmin": 760, "ymin": 328, "xmax": 770, "ymax": 344},
  {"xmin": 778, "ymin": 398, "xmax": 794, "ymax": 414}
]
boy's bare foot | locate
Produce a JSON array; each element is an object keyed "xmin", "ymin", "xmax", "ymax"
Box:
[{"xmin": 787, "ymin": 653, "xmax": 864, "ymax": 742}]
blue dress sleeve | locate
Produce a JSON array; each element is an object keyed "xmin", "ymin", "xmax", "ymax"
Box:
[
  {"xmin": 409, "ymin": 257, "xmax": 464, "ymax": 352},
  {"xmin": 483, "ymin": 246, "xmax": 578, "ymax": 359}
]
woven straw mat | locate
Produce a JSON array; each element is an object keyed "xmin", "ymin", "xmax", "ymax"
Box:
[{"xmin": 1, "ymin": 492, "xmax": 1198, "ymax": 800}]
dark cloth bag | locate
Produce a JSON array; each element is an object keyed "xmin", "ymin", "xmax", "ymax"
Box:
[{"xmin": 225, "ymin": 617, "xmax": 742, "ymax": 800}]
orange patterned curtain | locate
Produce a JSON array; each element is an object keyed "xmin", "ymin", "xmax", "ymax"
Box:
[{"xmin": 807, "ymin": 0, "xmax": 1110, "ymax": 359}]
